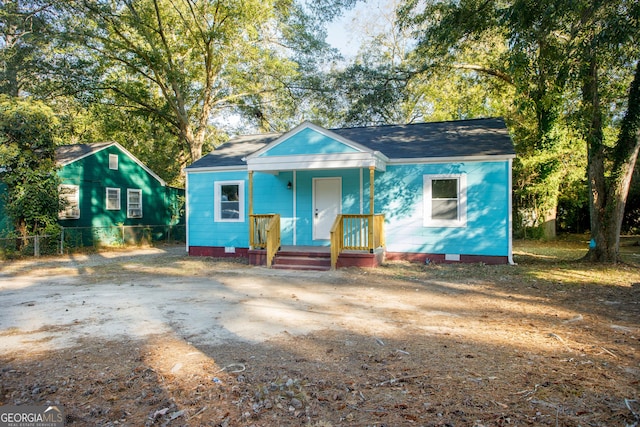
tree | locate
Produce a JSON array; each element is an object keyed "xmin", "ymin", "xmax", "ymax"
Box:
[
  {"xmin": 0, "ymin": 0, "xmax": 49, "ymax": 97},
  {"xmin": 61, "ymin": 0, "xmax": 326, "ymax": 164},
  {"xmin": 582, "ymin": 57, "xmax": 640, "ymax": 262},
  {"xmin": 398, "ymin": 0, "xmax": 639, "ymax": 256},
  {"xmin": 0, "ymin": 0, "xmax": 81, "ymax": 101},
  {"xmin": 0, "ymin": 96, "xmax": 61, "ymax": 236},
  {"xmin": 315, "ymin": 0, "xmax": 512, "ymax": 128},
  {"xmin": 398, "ymin": 0, "xmax": 584, "ymax": 239}
]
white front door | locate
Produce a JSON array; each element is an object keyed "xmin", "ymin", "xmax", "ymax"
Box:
[{"xmin": 313, "ymin": 177, "xmax": 341, "ymax": 240}]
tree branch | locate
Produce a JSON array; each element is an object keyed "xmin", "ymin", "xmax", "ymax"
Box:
[{"xmin": 452, "ymin": 63, "xmax": 514, "ymax": 85}]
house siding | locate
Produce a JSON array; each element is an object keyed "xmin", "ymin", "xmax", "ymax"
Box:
[
  {"xmin": 294, "ymin": 169, "xmax": 363, "ymax": 245},
  {"xmin": 377, "ymin": 161, "xmax": 510, "ymax": 258},
  {"xmin": 187, "ymin": 161, "xmax": 509, "ymax": 259},
  {"xmin": 57, "ymin": 145, "xmax": 183, "ymax": 228},
  {"xmin": 0, "ymin": 182, "xmax": 10, "ymax": 232},
  {"xmin": 187, "ymin": 168, "xmax": 367, "ymax": 248},
  {"xmin": 188, "ymin": 170, "xmax": 249, "ymax": 248},
  {"xmin": 260, "ymin": 128, "xmax": 359, "ymax": 156}
]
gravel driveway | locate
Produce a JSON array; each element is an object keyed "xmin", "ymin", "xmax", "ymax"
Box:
[{"xmin": 1, "ymin": 245, "xmax": 638, "ymax": 426}]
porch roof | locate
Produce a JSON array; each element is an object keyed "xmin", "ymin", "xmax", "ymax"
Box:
[{"xmin": 186, "ymin": 117, "xmax": 515, "ymax": 171}]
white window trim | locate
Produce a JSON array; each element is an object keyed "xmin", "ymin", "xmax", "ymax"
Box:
[
  {"xmin": 214, "ymin": 180, "xmax": 245, "ymax": 222},
  {"xmin": 106, "ymin": 187, "xmax": 121, "ymax": 210},
  {"xmin": 59, "ymin": 184, "xmax": 80, "ymax": 219},
  {"xmin": 127, "ymin": 188, "xmax": 143, "ymax": 218},
  {"xmin": 109, "ymin": 154, "xmax": 118, "ymax": 170},
  {"xmin": 423, "ymin": 174, "xmax": 467, "ymax": 227}
]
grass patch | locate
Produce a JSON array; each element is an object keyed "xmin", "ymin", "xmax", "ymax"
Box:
[{"xmin": 377, "ymin": 237, "xmax": 640, "ymax": 290}]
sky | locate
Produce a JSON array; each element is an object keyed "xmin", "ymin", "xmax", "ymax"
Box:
[{"xmin": 324, "ymin": 0, "xmax": 394, "ymax": 58}]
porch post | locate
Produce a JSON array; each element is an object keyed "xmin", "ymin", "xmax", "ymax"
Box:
[
  {"xmin": 369, "ymin": 166, "xmax": 375, "ymax": 253},
  {"xmin": 249, "ymin": 170, "xmax": 254, "ymax": 249},
  {"xmin": 248, "ymin": 170, "xmax": 254, "ymax": 216},
  {"xmin": 369, "ymin": 166, "xmax": 375, "ymax": 215}
]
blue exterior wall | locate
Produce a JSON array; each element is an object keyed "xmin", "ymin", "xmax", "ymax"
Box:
[
  {"xmin": 187, "ymin": 160, "xmax": 510, "ymax": 258},
  {"xmin": 376, "ymin": 161, "xmax": 510, "ymax": 257},
  {"xmin": 187, "ymin": 168, "xmax": 364, "ymax": 248},
  {"xmin": 255, "ymin": 171, "xmax": 295, "ymax": 244},
  {"xmin": 260, "ymin": 128, "xmax": 359, "ymax": 156},
  {"xmin": 188, "ymin": 170, "xmax": 250, "ymax": 248},
  {"xmin": 294, "ymin": 169, "xmax": 362, "ymax": 246}
]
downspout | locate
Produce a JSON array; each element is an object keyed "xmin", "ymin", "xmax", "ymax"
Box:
[{"xmin": 508, "ymin": 158, "xmax": 515, "ymax": 265}]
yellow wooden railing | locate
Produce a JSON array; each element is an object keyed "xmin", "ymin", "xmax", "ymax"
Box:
[
  {"xmin": 330, "ymin": 214, "xmax": 385, "ymax": 270},
  {"xmin": 250, "ymin": 214, "xmax": 281, "ymax": 267}
]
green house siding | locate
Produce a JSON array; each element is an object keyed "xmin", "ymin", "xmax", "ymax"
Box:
[
  {"xmin": 0, "ymin": 182, "xmax": 11, "ymax": 233},
  {"xmin": 57, "ymin": 145, "xmax": 184, "ymax": 229}
]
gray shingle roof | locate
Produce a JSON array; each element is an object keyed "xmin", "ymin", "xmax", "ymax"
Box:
[
  {"xmin": 55, "ymin": 142, "xmax": 114, "ymax": 166},
  {"xmin": 188, "ymin": 134, "xmax": 281, "ymax": 169},
  {"xmin": 187, "ymin": 118, "xmax": 514, "ymax": 170}
]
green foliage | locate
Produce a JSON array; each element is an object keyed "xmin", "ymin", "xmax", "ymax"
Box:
[
  {"xmin": 60, "ymin": 0, "xmax": 334, "ymax": 162},
  {"xmin": 398, "ymin": 0, "xmax": 639, "ymax": 247},
  {"xmin": 0, "ymin": 96, "xmax": 62, "ymax": 235},
  {"xmin": 0, "ymin": 0, "xmax": 49, "ymax": 97}
]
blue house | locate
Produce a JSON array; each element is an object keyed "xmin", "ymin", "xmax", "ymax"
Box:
[{"xmin": 185, "ymin": 118, "xmax": 516, "ymax": 269}]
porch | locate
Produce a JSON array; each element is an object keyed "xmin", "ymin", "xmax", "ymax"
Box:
[{"xmin": 248, "ymin": 214, "xmax": 385, "ymax": 270}]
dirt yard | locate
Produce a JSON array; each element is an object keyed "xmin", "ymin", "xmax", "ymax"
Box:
[{"xmin": 0, "ymin": 242, "xmax": 639, "ymax": 426}]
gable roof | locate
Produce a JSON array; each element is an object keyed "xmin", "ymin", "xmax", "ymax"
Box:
[
  {"xmin": 56, "ymin": 142, "xmax": 166, "ymax": 186},
  {"xmin": 247, "ymin": 121, "xmax": 374, "ymax": 158},
  {"xmin": 186, "ymin": 118, "xmax": 515, "ymax": 171}
]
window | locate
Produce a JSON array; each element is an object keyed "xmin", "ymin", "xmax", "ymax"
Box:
[
  {"xmin": 423, "ymin": 174, "xmax": 467, "ymax": 227},
  {"xmin": 106, "ymin": 187, "xmax": 121, "ymax": 210},
  {"xmin": 127, "ymin": 189, "xmax": 143, "ymax": 218},
  {"xmin": 59, "ymin": 185, "xmax": 80, "ymax": 219},
  {"xmin": 214, "ymin": 181, "xmax": 244, "ymax": 222},
  {"xmin": 109, "ymin": 154, "xmax": 118, "ymax": 170}
]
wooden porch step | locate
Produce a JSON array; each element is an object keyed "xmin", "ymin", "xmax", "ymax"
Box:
[{"xmin": 271, "ymin": 249, "xmax": 331, "ymax": 271}]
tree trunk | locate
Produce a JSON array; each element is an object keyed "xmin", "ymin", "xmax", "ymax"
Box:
[
  {"xmin": 585, "ymin": 60, "xmax": 640, "ymax": 262},
  {"xmin": 182, "ymin": 125, "xmax": 203, "ymax": 163},
  {"xmin": 542, "ymin": 205, "xmax": 557, "ymax": 240}
]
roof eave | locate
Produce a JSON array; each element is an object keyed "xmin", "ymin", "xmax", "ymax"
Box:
[
  {"xmin": 389, "ymin": 154, "xmax": 516, "ymax": 164},
  {"xmin": 247, "ymin": 151, "xmax": 388, "ymax": 172},
  {"xmin": 185, "ymin": 165, "xmax": 247, "ymax": 173}
]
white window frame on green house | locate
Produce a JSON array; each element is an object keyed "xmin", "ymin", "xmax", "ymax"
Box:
[
  {"xmin": 127, "ymin": 189, "xmax": 143, "ymax": 218},
  {"xmin": 109, "ymin": 154, "xmax": 118, "ymax": 170},
  {"xmin": 59, "ymin": 184, "xmax": 80, "ymax": 219},
  {"xmin": 106, "ymin": 187, "xmax": 121, "ymax": 210},
  {"xmin": 423, "ymin": 174, "xmax": 467, "ymax": 227},
  {"xmin": 214, "ymin": 180, "xmax": 244, "ymax": 222}
]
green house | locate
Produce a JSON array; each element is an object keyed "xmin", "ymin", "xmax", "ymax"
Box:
[{"xmin": 56, "ymin": 142, "xmax": 184, "ymax": 245}]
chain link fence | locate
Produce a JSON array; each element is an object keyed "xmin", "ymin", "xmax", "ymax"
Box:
[{"xmin": 0, "ymin": 225, "xmax": 186, "ymax": 258}]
